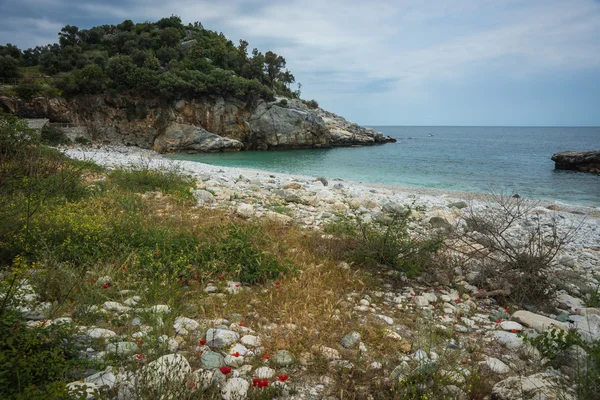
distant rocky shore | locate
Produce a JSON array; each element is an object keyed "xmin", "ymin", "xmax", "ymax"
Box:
[
  {"xmin": 0, "ymin": 95, "xmax": 395, "ymax": 153},
  {"xmin": 552, "ymin": 150, "xmax": 600, "ymax": 174}
]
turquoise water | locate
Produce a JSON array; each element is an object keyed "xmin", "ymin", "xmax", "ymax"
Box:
[{"xmin": 166, "ymin": 126, "xmax": 600, "ymax": 207}]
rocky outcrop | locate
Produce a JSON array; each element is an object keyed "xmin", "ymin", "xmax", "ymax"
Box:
[
  {"xmin": 248, "ymin": 99, "xmax": 329, "ymax": 150},
  {"xmin": 0, "ymin": 94, "xmax": 395, "ymax": 153},
  {"xmin": 316, "ymin": 108, "xmax": 396, "ymax": 145},
  {"xmin": 551, "ymin": 150, "xmax": 600, "ymax": 173},
  {"xmin": 154, "ymin": 123, "xmax": 243, "ymax": 153}
]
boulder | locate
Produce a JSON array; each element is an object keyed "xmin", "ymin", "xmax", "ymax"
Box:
[
  {"xmin": 551, "ymin": 150, "xmax": 600, "ymax": 173},
  {"xmin": 236, "ymin": 203, "xmax": 254, "ymax": 219},
  {"xmin": 249, "ymin": 100, "xmax": 330, "ymax": 150},
  {"xmin": 511, "ymin": 310, "xmax": 569, "ymax": 333},
  {"xmin": 154, "ymin": 123, "xmax": 243, "ymax": 153},
  {"xmin": 221, "ymin": 377, "xmax": 249, "ymax": 400},
  {"xmin": 141, "ymin": 354, "xmax": 191, "ymax": 390},
  {"xmin": 206, "ymin": 328, "xmax": 240, "ymax": 348}
]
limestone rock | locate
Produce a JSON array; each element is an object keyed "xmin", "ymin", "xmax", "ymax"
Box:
[
  {"xmin": 221, "ymin": 377, "xmax": 249, "ymax": 400},
  {"xmin": 491, "ymin": 372, "xmax": 575, "ymax": 400},
  {"xmin": 206, "ymin": 329, "xmax": 240, "ymax": 348},
  {"xmin": 141, "ymin": 354, "xmax": 191, "ymax": 390},
  {"xmin": 154, "ymin": 123, "xmax": 243, "ymax": 153},
  {"xmin": 511, "ymin": 310, "xmax": 569, "ymax": 333}
]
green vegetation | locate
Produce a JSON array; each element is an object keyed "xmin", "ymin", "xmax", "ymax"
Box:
[
  {"xmin": 0, "ymin": 16, "xmax": 300, "ymax": 101},
  {"xmin": 40, "ymin": 124, "xmax": 72, "ymax": 146},
  {"xmin": 325, "ymin": 206, "xmax": 443, "ymax": 277}
]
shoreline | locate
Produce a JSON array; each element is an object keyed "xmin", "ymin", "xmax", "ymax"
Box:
[{"xmin": 64, "ymin": 145, "xmax": 600, "ymax": 219}]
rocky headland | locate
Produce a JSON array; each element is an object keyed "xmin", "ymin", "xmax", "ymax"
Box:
[{"xmin": 0, "ymin": 95, "xmax": 396, "ymax": 153}]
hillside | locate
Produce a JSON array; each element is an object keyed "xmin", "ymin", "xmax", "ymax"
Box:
[{"xmin": 0, "ymin": 17, "xmax": 395, "ymax": 152}]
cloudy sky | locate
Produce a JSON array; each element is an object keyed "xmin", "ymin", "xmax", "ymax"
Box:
[{"xmin": 1, "ymin": 0, "xmax": 600, "ymax": 126}]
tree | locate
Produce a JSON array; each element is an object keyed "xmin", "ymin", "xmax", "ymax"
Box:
[
  {"xmin": 0, "ymin": 56, "xmax": 21, "ymax": 78},
  {"xmin": 58, "ymin": 25, "xmax": 80, "ymax": 47},
  {"xmin": 160, "ymin": 27, "xmax": 182, "ymax": 47},
  {"xmin": 73, "ymin": 64, "xmax": 106, "ymax": 94},
  {"xmin": 264, "ymin": 51, "xmax": 286, "ymax": 85},
  {"xmin": 0, "ymin": 44, "xmax": 21, "ymax": 59},
  {"xmin": 189, "ymin": 40, "xmax": 204, "ymax": 60},
  {"xmin": 106, "ymin": 55, "xmax": 136, "ymax": 89}
]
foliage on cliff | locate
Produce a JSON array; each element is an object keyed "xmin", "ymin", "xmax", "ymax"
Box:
[{"xmin": 0, "ymin": 16, "xmax": 299, "ymax": 101}]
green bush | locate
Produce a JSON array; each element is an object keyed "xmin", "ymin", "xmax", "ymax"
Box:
[
  {"xmin": 0, "ymin": 307, "xmax": 84, "ymax": 399},
  {"xmin": 14, "ymin": 81, "xmax": 42, "ymax": 100},
  {"xmin": 74, "ymin": 136, "xmax": 92, "ymax": 145},
  {"xmin": 306, "ymin": 99, "xmax": 319, "ymax": 109},
  {"xmin": 41, "ymin": 124, "xmax": 72, "ymax": 146},
  {"xmin": 325, "ymin": 206, "xmax": 442, "ymax": 277}
]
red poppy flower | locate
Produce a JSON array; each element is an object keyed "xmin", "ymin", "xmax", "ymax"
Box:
[
  {"xmin": 454, "ymin": 299, "xmax": 460, "ymax": 303},
  {"xmin": 91, "ymin": 279, "xmax": 96, "ymax": 283},
  {"xmin": 409, "ymin": 293, "xmax": 415, "ymax": 297},
  {"xmin": 252, "ymin": 378, "xmax": 260, "ymax": 387},
  {"xmin": 156, "ymin": 251, "xmax": 161, "ymax": 255},
  {"xmin": 477, "ymin": 289, "xmax": 483, "ymax": 293},
  {"xmin": 380, "ymin": 350, "xmax": 386, "ymax": 355},
  {"xmin": 278, "ymin": 374, "xmax": 290, "ymax": 382},
  {"xmin": 121, "ymin": 265, "xmax": 126, "ymax": 271},
  {"xmin": 199, "ymin": 339, "xmax": 206, "ymax": 345},
  {"xmin": 136, "ymin": 354, "xmax": 143, "ymax": 360},
  {"xmin": 460, "ymin": 360, "xmax": 468, "ymax": 365},
  {"xmin": 275, "ymin": 281, "xmax": 281, "ymax": 286},
  {"xmin": 197, "ymin": 352, "xmax": 203, "ymax": 357},
  {"xmin": 219, "ymin": 275, "xmax": 224, "ymax": 279},
  {"xmin": 412, "ymin": 318, "xmax": 417, "ymax": 322},
  {"xmin": 235, "ymin": 283, "xmax": 241, "ymax": 287},
  {"xmin": 102, "ymin": 284, "xmax": 109, "ymax": 289},
  {"xmin": 187, "ymin": 381, "xmax": 196, "ymax": 388},
  {"xmin": 137, "ymin": 339, "xmax": 144, "ymax": 345},
  {"xmin": 511, "ymin": 329, "xmax": 517, "ymax": 333},
  {"xmin": 238, "ymin": 322, "xmax": 244, "ymax": 326},
  {"xmin": 259, "ymin": 379, "xmax": 269, "ymax": 388},
  {"xmin": 495, "ymin": 318, "xmax": 502, "ymax": 323},
  {"xmin": 220, "ymin": 366, "xmax": 232, "ymax": 375},
  {"xmin": 263, "ymin": 354, "xmax": 269, "ymax": 360},
  {"xmin": 504, "ymin": 308, "xmax": 510, "ymax": 313},
  {"xmin": 233, "ymin": 352, "xmax": 240, "ymax": 357}
]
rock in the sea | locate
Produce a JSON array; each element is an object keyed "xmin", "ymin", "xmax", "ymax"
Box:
[
  {"xmin": 551, "ymin": 150, "xmax": 600, "ymax": 173},
  {"xmin": 154, "ymin": 123, "xmax": 243, "ymax": 153}
]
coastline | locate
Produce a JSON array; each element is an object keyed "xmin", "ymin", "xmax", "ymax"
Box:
[{"xmin": 64, "ymin": 145, "xmax": 600, "ymax": 219}]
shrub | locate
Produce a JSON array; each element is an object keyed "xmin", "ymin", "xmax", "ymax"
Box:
[
  {"xmin": 278, "ymin": 98, "xmax": 288, "ymax": 107},
  {"xmin": 41, "ymin": 124, "xmax": 71, "ymax": 146},
  {"xmin": 14, "ymin": 81, "xmax": 42, "ymax": 100},
  {"xmin": 325, "ymin": 205, "xmax": 443, "ymax": 277},
  {"xmin": 449, "ymin": 192, "xmax": 582, "ymax": 308},
  {"xmin": 74, "ymin": 136, "xmax": 92, "ymax": 145},
  {"xmin": 306, "ymin": 99, "xmax": 319, "ymax": 109}
]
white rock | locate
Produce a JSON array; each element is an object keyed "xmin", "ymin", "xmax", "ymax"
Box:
[
  {"xmin": 422, "ymin": 293, "xmax": 438, "ymax": 303},
  {"xmin": 240, "ymin": 335, "xmax": 261, "ymax": 347},
  {"xmin": 483, "ymin": 357, "xmax": 511, "ymax": 374},
  {"xmin": 413, "ymin": 350, "xmax": 429, "ymax": 362},
  {"xmin": 192, "ymin": 369, "xmax": 214, "ymax": 389},
  {"xmin": 492, "ymin": 331, "xmax": 524, "ymax": 349},
  {"xmin": 221, "ymin": 377, "xmax": 249, "ymax": 400},
  {"xmin": 174, "ymin": 317, "xmax": 200, "ymax": 333},
  {"xmin": 149, "ymin": 304, "xmax": 170, "ymax": 314},
  {"xmin": 87, "ymin": 327, "xmax": 117, "ymax": 339},
  {"xmin": 142, "ymin": 354, "xmax": 191, "ymax": 389},
  {"xmin": 413, "ymin": 296, "xmax": 429, "ymax": 307},
  {"xmin": 224, "ymin": 354, "xmax": 245, "ymax": 367},
  {"xmin": 499, "ymin": 321, "xmax": 524, "ymax": 332},
  {"xmin": 104, "ymin": 301, "xmax": 130, "ymax": 313},
  {"xmin": 511, "ymin": 310, "xmax": 568, "ymax": 333},
  {"xmin": 230, "ymin": 343, "xmax": 249, "ymax": 356},
  {"xmin": 206, "ymin": 329, "xmax": 240, "ymax": 348},
  {"xmin": 106, "ymin": 342, "xmax": 138, "ymax": 356},
  {"xmin": 236, "ymin": 203, "xmax": 255, "ymax": 219},
  {"xmin": 255, "ymin": 367, "xmax": 276, "ymax": 379},
  {"xmin": 377, "ymin": 314, "xmax": 394, "ymax": 325}
]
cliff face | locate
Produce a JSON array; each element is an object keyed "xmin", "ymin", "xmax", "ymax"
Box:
[{"xmin": 0, "ymin": 94, "xmax": 395, "ymax": 153}]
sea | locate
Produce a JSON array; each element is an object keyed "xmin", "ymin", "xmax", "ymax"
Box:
[{"xmin": 166, "ymin": 126, "xmax": 600, "ymax": 207}]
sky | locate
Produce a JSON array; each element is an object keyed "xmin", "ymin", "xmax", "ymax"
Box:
[{"xmin": 1, "ymin": 0, "xmax": 600, "ymax": 126}]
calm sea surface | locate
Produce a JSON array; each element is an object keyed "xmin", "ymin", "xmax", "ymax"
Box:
[{"xmin": 166, "ymin": 126, "xmax": 600, "ymax": 207}]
